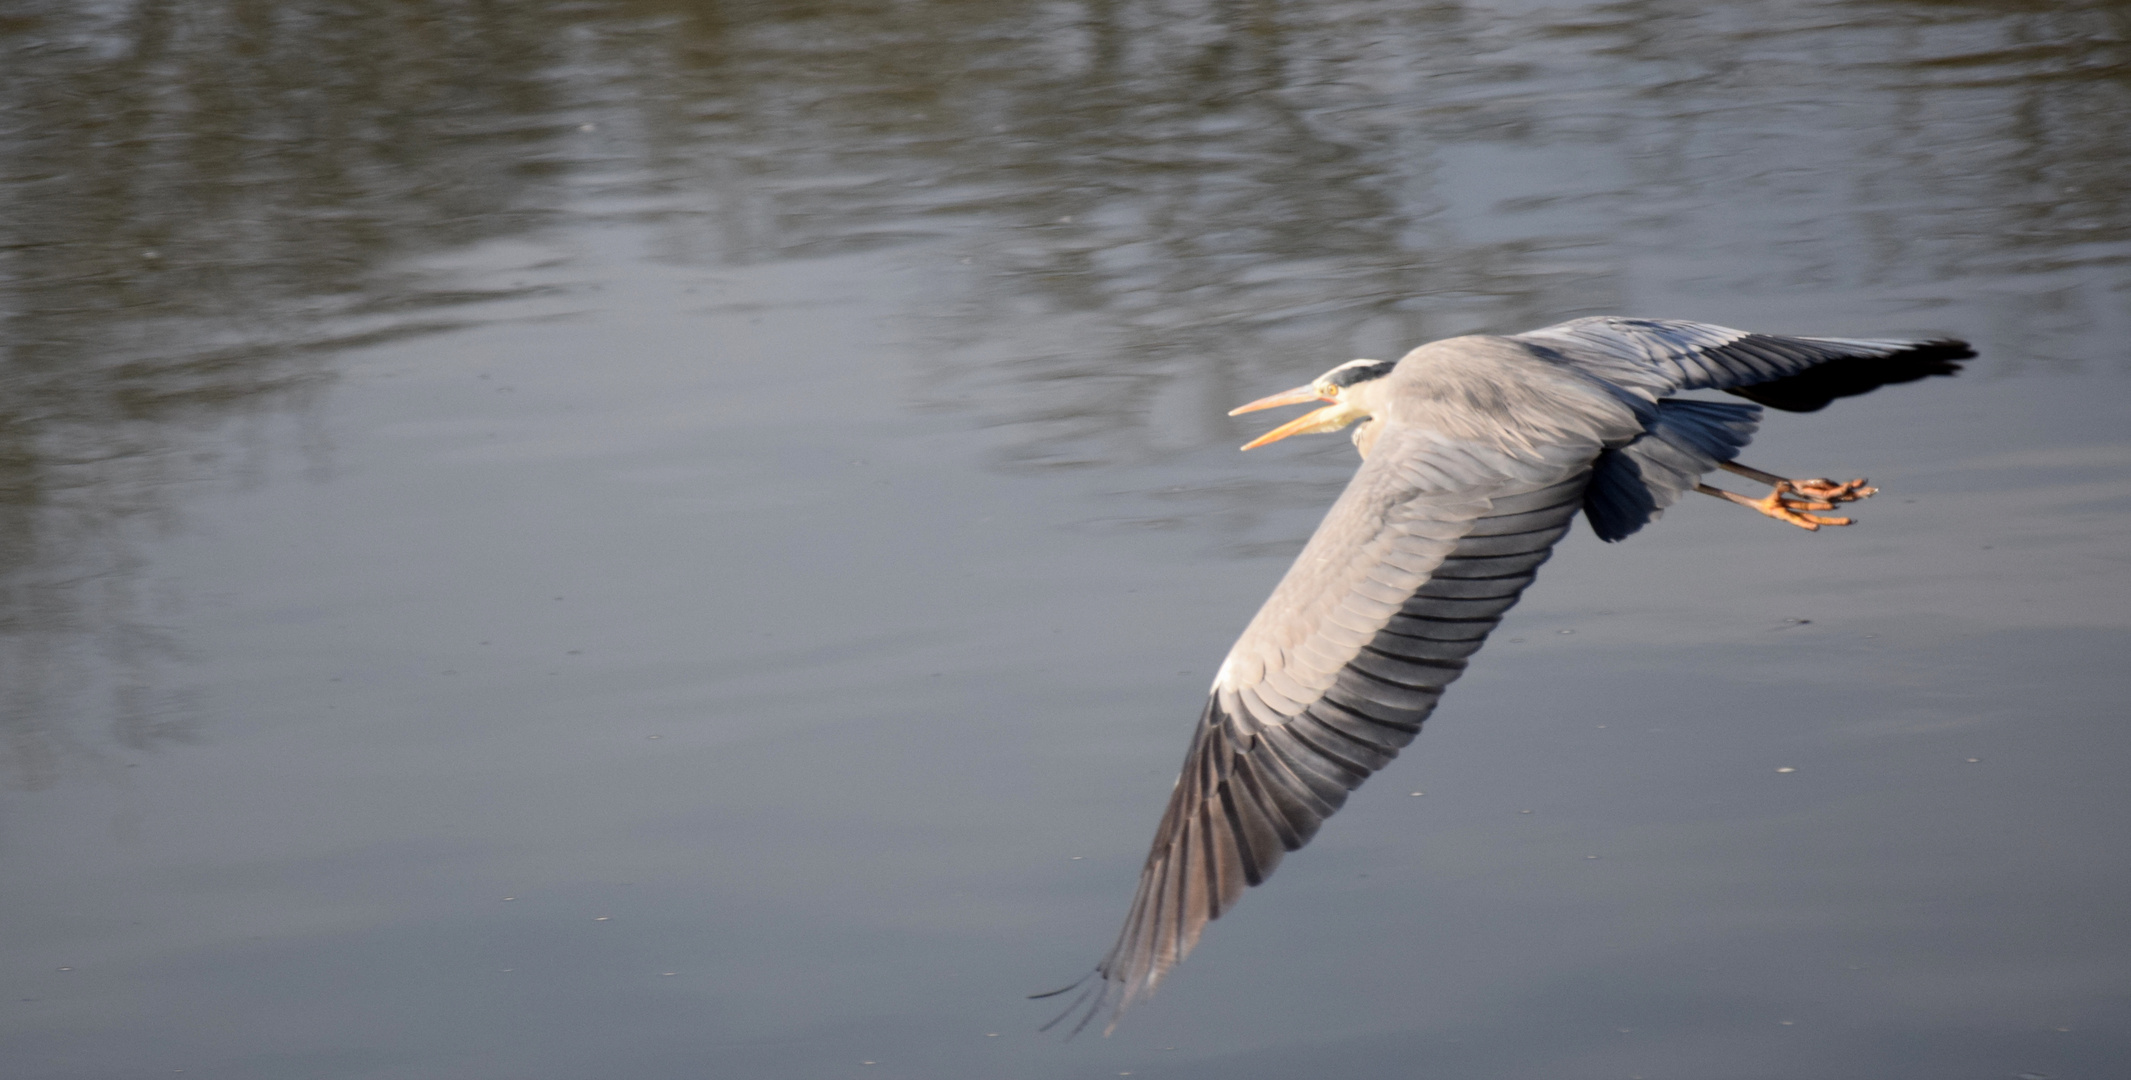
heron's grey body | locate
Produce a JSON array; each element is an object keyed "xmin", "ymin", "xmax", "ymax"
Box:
[{"xmin": 1045, "ymin": 317, "xmax": 1969, "ymax": 1034}]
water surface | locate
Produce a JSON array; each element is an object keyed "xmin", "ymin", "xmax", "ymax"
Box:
[{"xmin": 3, "ymin": 2, "xmax": 2128, "ymax": 1077}]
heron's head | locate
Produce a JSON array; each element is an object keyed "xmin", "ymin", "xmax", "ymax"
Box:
[{"xmin": 1228, "ymin": 358, "xmax": 1394, "ymax": 450}]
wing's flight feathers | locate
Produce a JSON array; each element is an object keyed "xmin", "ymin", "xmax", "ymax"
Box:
[
  {"xmin": 1512, "ymin": 316, "xmax": 1971, "ymax": 409},
  {"xmin": 1065, "ymin": 448, "xmax": 1593, "ymax": 1035}
]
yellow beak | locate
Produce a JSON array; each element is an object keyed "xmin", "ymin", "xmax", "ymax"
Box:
[
  {"xmin": 1237, "ymin": 404, "xmax": 1353, "ymax": 450},
  {"xmin": 1229, "ymin": 384, "xmax": 1356, "ymax": 450}
]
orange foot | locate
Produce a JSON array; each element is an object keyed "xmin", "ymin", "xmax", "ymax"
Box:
[{"xmin": 1696, "ymin": 479, "xmax": 1864, "ymax": 531}]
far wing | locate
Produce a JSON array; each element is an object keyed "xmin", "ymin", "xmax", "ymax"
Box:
[
  {"xmin": 1513, "ymin": 316, "xmax": 1970, "ymax": 411},
  {"xmin": 1048, "ymin": 425, "xmax": 1599, "ymax": 1034}
]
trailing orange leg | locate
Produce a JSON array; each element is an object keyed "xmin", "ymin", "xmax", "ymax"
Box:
[
  {"xmin": 1697, "ymin": 461, "xmax": 1877, "ymax": 531},
  {"xmin": 1720, "ymin": 461, "xmax": 1877, "ymax": 504}
]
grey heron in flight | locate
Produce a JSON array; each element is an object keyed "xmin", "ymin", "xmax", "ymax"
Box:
[{"xmin": 1038, "ymin": 316, "xmax": 1970, "ymax": 1034}]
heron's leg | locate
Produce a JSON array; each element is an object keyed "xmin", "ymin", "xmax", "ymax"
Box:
[
  {"xmin": 1696, "ymin": 481, "xmax": 1853, "ymax": 531},
  {"xmin": 1719, "ymin": 461, "xmax": 1876, "ymax": 503}
]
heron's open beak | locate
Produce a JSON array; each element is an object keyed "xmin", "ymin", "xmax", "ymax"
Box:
[{"xmin": 1229, "ymin": 384, "xmax": 1359, "ymax": 450}]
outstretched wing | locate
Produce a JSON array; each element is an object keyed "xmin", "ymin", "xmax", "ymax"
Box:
[
  {"xmin": 1513, "ymin": 316, "xmax": 1970, "ymax": 411},
  {"xmin": 1046, "ymin": 424, "xmax": 1600, "ymax": 1034}
]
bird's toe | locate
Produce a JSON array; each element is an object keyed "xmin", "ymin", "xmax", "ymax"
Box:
[
  {"xmin": 1791, "ymin": 477, "xmax": 1877, "ymax": 503},
  {"xmin": 1759, "ymin": 483, "xmax": 1854, "ymax": 529}
]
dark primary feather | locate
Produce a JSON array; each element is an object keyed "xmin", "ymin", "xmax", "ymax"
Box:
[{"xmin": 1723, "ymin": 339, "xmax": 1972, "ymax": 412}]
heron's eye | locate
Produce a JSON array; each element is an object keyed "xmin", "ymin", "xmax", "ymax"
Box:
[{"xmin": 1317, "ymin": 384, "xmax": 1339, "ymax": 398}]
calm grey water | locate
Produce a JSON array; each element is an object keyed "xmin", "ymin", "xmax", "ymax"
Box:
[{"xmin": 3, "ymin": 2, "xmax": 2128, "ymax": 1077}]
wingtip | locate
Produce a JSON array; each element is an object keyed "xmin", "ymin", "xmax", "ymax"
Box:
[
  {"xmin": 1027, "ymin": 970, "xmax": 1094, "ymax": 1001},
  {"xmin": 1890, "ymin": 337, "xmax": 1974, "ymax": 363},
  {"xmin": 1034, "ymin": 969, "xmax": 1118, "ymax": 1038}
]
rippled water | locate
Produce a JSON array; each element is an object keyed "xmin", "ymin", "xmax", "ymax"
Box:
[{"xmin": 3, "ymin": 2, "xmax": 2128, "ymax": 1077}]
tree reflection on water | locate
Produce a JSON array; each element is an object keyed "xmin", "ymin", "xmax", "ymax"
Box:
[
  {"xmin": 2, "ymin": 0, "xmax": 2126, "ymax": 781},
  {"xmin": 0, "ymin": 1, "xmax": 580, "ymax": 784}
]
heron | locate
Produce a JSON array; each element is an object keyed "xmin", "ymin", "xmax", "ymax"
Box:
[{"xmin": 1037, "ymin": 316, "xmax": 1971, "ymax": 1034}]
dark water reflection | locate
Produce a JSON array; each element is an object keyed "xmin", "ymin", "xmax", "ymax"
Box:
[{"xmin": 3, "ymin": 1, "xmax": 2128, "ymax": 1077}]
